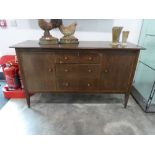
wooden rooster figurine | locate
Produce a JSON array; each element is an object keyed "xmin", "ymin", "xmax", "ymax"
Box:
[
  {"xmin": 38, "ymin": 19, "xmax": 61, "ymax": 45},
  {"xmin": 59, "ymin": 22, "xmax": 79, "ymax": 44}
]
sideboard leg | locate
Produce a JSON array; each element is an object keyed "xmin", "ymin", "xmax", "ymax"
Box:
[
  {"xmin": 25, "ymin": 91, "xmax": 31, "ymax": 108},
  {"xmin": 124, "ymin": 93, "xmax": 130, "ymax": 108}
]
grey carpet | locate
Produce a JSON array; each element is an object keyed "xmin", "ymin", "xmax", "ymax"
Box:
[{"xmin": 0, "ymin": 93, "xmax": 155, "ymax": 135}]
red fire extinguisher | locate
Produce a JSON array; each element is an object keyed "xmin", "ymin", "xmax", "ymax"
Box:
[{"xmin": 3, "ymin": 62, "xmax": 21, "ymax": 90}]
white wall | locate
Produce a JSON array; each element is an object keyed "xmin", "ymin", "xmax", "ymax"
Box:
[
  {"xmin": 0, "ymin": 19, "xmax": 142, "ymax": 57},
  {"xmin": 113, "ymin": 19, "xmax": 143, "ymax": 44}
]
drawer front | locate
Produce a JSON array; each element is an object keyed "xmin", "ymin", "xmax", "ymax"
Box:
[
  {"xmin": 56, "ymin": 79, "xmax": 79, "ymax": 91},
  {"xmin": 55, "ymin": 52, "xmax": 78, "ymax": 64},
  {"xmin": 56, "ymin": 64, "xmax": 100, "ymax": 78},
  {"xmin": 79, "ymin": 53, "xmax": 100, "ymax": 64},
  {"xmin": 55, "ymin": 52, "xmax": 100, "ymax": 64},
  {"xmin": 56, "ymin": 78, "xmax": 99, "ymax": 91},
  {"xmin": 78, "ymin": 78, "xmax": 99, "ymax": 91}
]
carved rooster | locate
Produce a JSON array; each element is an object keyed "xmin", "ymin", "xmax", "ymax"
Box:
[
  {"xmin": 38, "ymin": 19, "xmax": 62, "ymax": 45},
  {"xmin": 59, "ymin": 22, "xmax": 77, "ymax": 37},
  {"xmin": 59, "ymin": 22, "xmax": 79, "ymax": 44},
  {"xmin": 38, "ymin": 19, "xmax": 53, "ymax": 31}
]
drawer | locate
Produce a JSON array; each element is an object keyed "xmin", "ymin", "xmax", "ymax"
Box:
[
  {"xmin": 56, "ymin": 79, "xmax": 79, "ymax": 91},
  {"xmin": 56, "ymin": 78, "xmax": 99, "ymax": 91},
  {"xmin": 78, "ymin": 78, "xmax": 99, "ymax": 91},
  {"xmin": 79, "ymin": 53, "xmax": 100, "ymax": 64},
  {"xmin": 55, "ymin": 52, "xmax": 100, "ymax": 64},
  {"xmin": 55, "ymin": 52, "xmax": 78, "ymax": 64},
  {"xmin": 55, "ymin": 64, "xmax": 100, "ymax": 78}
]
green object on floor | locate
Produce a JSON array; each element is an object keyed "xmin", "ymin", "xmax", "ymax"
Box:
[{"xmin": 0, "ymin": 81, "xmax": 8, "ymax": 109}]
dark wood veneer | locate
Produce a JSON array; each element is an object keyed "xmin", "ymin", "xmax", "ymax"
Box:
[{"xmin": 12, "ymin": 41, "xmax": 142, "ymax": 108}]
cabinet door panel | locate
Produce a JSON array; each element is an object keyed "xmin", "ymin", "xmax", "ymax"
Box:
[
  {"xmin": 100, "ymin": 51, "xmax": 136, "ymax": 91},
  {"xmin": 19, "ymin": 51, "xmax": 55, "ymax": 91}
]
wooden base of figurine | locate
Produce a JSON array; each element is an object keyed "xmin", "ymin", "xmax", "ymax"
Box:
[
  {"xmin": 39, "ymin": 36, "xmax": 59, "ymax": 45},
  {"xmin": 60, "ymin": 35, "xmax": 79, "ymax": 44}
]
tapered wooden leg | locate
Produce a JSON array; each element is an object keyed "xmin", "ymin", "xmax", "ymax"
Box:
[
  {"xmin": 124, "ymin": 93, "xmax": 130, "ymax": 108},
  {"xmin": 25, "ymin": 91, "xmax": 30, "ymax": 108}
]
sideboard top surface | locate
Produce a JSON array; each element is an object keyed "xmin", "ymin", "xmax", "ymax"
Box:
[{"xmin": 11, "ymin": 40, "xmax": 144, "ymax": 51}]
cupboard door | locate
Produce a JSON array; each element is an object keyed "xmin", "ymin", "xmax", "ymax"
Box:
[
  {"xmin": 19, "ymin": 51, "xmax": 55, "ymax": 91},
  {"xmin": 100, "ymin": 51, "xmax": 136, "ymax": 92}
]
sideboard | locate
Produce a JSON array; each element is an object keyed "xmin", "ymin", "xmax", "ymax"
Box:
[{"xmin": 11, "ymin": 40, "xmax": 142, "ymax": 108}]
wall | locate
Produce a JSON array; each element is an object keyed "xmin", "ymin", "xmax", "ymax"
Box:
[{"xmin": 0, "ymin": 19, "xmax": 142, "ymax": 57}]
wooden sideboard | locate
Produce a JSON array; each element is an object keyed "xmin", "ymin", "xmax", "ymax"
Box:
[{"xmin": 11, "ymin": 40, "xmax": 142, "ymax": 108}]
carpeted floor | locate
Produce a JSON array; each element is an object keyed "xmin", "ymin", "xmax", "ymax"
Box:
[{"xmin": 0, "ymin": 93, "xmax": 155, "ymax": 135}]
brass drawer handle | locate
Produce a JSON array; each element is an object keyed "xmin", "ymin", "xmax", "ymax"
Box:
[
  {"xmin": 65, "ymin": 69, "xmax": 69, "ymax": 72},
  {"xmin": 64, "ymin": 82, "xmax": 69, "ymax": 87},
  {"xmin": 88, "ymin": 69, "xmax": 92, "ymax": 72},
  {"xmin": 104, "ymin": 69, "xmax": 109, "ymax": 73},
  {"xmin": 64, "ymin": 56, "xmax": 68, "ymax": 60},
  {"xmin": 60, "ymin": 60, "xmax": 63, "ymax": 64},
  {"xmin": 48, "ymin": 68, "xmax": 53, "ymax": 72},
  {"xmin": 87, "ymin": 83, "xmax": 91, "ymax": 87},
  {"xmin": 88, "ymin": 57, "xmax": 93, "ymax": 61}
]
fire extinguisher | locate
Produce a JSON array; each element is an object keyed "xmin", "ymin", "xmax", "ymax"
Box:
[{"xmin": 3, "ymin": 62, "xmax": 21, "ymax": 90}]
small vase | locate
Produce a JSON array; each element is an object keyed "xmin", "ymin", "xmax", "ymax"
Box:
[
  {"xmin": 112, "ymin": 26, "xmax": 123, "ymax": 46},
  {"xmin": 122, "ymin": 31, "xmax": 129, "ymax": 46}
]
